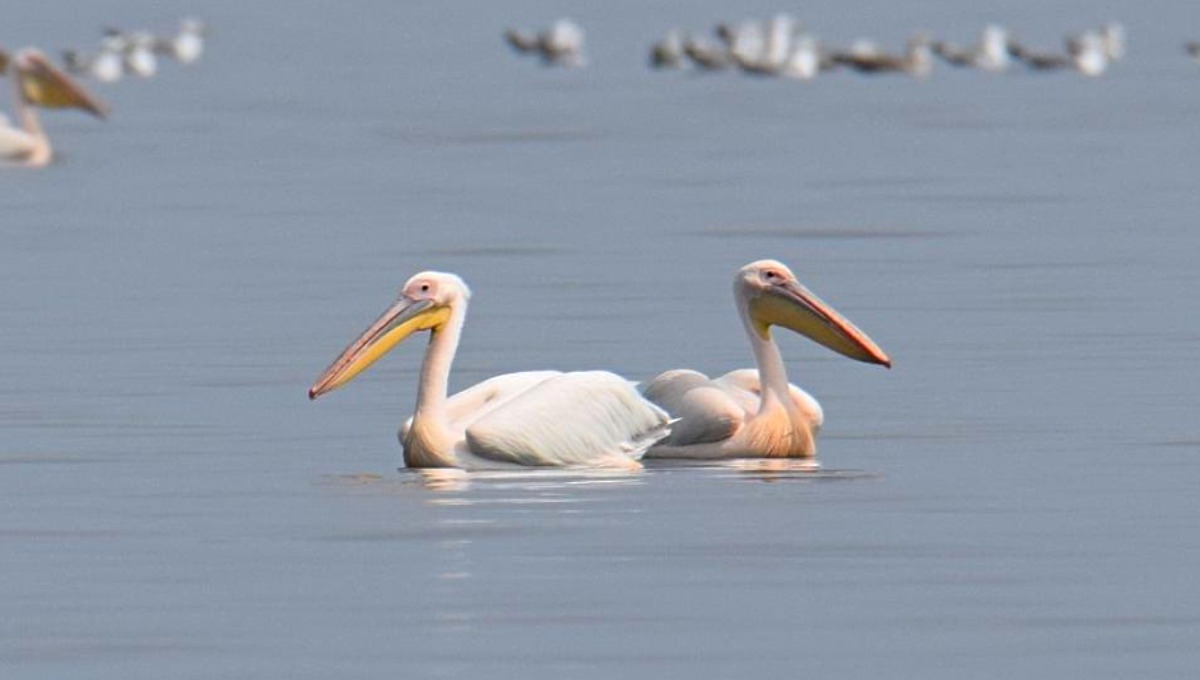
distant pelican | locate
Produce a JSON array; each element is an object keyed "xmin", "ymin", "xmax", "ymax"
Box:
[
  {"xmin": 309, "ymin": 272, "xmax": 671, "ymax": 469},
  {"xmin": 0, "ymin": 48, "xmax": 108, "ymax": 167},
  {"xmin": 505, "ymin": 19, "xmax": 586, "ymax": 67},
  {"xmin": 153, "ymin": 18, "xmax": 207, "ymax": 65},
  {"xmin": 643, "ymin": 260, "xmax": 890, "ymax": 460},
  {"xmin": 933, "ymin": 24, "xmax": 1011, "ymax": 72},
  {"xmin": 833, "ymin": 35, "xmax": 933, "ymax": 78}
]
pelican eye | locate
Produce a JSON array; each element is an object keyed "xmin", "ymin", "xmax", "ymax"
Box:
[{"xmin": 420, "ymin": 284, "xmax": 431, "ymax": 292}]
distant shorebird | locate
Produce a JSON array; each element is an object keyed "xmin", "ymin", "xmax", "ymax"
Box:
[
  {"xmin": 682, "ymin": 35, "xmax": 732, "ymax": 70},
  {"xmin": 833, "ymin": 36, "xmax": 933, "ymax": 78},
  {"xmin": 1009, "ymin": 31, "xmax": 1109, "ymax": 76},
  {"xmin": 102, "ymin": 29, "xmax": 159, "ymax": 77},
  {"xmin": 933, "ymin": 25, "xmax": 1011, "ymax": 72},
  {"xmin": 1099, "ymin": 22, "xmax": 1125, "ymax": 61},
  {"xmin": 649, "ymin": 29, "xmax": 685, "ymax": 69},
  {"xmin": 1068, "ymin": 31, "xmax": 1109, "ymax": 76},
  {"xmin": 505, "ymin": 19, "xmax": 586, "ymax": 67},
  {"xmin": 153, "ymin": 18, "xmax": 207, "ymax": 65},
  {"xmin": 61, "ymin": 38, "xmax": 124, "ymax": 83}
]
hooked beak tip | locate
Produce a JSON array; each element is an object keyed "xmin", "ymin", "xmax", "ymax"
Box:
[{"xmin": 308, "ymin": 387, "xmax": 319, "ymax": 400}]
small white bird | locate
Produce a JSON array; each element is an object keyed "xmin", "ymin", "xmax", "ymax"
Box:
[
  {"xmin": 1068, "ymin": 31, "xmax": 1109, "ymax": 77},
  {"xmin": 154, "ymin": 18, "xmax": 207, "ymax": 65},
  {"xmin": 505, "ymin": 19, "xmax": 586, "ymax": 67},
  {"xmin": 933, "ymin": 24, "xmax": 1011, "ymax": 72},
  {"xmin": 649, "ymin": 29, "xmax": 685, "ymax": 69},
  {"xmin": 61, "ymin": 41, "xmax": 124, "ymax": 83},
  {"xmin": 103, "ymin": 29, "xmax": 158, "ymax": 78}
]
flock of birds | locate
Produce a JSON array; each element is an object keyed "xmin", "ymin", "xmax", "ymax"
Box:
[
  {"xmin": 509, "ymin": 16, "xmax": 1133, "ymax": 79},
  {"xmin": 309, "ymin": 260, "xmax": 891, "ymax": 470},
  {"xmin": 649, "ymin": 18, "xmax": 1127, "ymax": 79},
  {"xmin": 0, "ymin": 18, "xmax": 206, "ymax": 168}
]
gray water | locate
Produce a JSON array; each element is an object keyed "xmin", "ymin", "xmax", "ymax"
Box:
[{"xmin": 4, "ymin": 0, "xmax": 1200, "ymax": 677}]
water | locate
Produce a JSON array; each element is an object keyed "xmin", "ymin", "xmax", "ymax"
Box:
[{"xmin": 3, "ymin": 1, "xmax": 1200, "ymax": 677}]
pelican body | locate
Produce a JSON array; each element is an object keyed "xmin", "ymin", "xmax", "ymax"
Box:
[
  {"xmin": 0, "ymin": 48, "xmax": 108, "ymax": 167},
  {"xmin": 309, "ymin": 272, "xmax": 671, "ymax": 470},
  {"xmin": 643, "ymin": 260, "xmax": 890, "ymax": 460}
]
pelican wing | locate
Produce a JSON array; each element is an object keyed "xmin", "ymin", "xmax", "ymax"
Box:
[
  {"xmin": 716, "ymin": 369, "xmax": 824, "ymax": 432},
  {"xmin": 642, "ymin": 369, "xmax": 746, "ymax": 446},
  {"xmin": 464, "ymin": 371, "xmax": 671, "ymax": 467},
  {"xmin": 399, "ymin": 370, "xmax": 561, "ymax": 442}
]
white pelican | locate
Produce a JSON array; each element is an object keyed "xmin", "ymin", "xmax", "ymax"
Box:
[
  {"xmin": 0, "ymin": 48, "xmax": 108, "ymax": 167},
  {"xmin": 308, "ymin": 272, "xmax": 671, "ymax": 470},
  {"xmin": 153, "ymin": 18, "xmax": 207, "ymax": 65},
  {"xmin": 643, "ymin": 260, "xmax": 890, "ymax": 460}
]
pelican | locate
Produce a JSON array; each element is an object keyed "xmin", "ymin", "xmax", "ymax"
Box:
[
  {"xmin": 642, "ymin": 260, "xmax": 890, "ymax": 460},
  {"xmin": 153, "ymin": 18, "xmax": 207, "ymax": 65},
  {"xmin": 309, "ymin": 272, "xmax": 671, "ymax": 470},
  {"xmin": 0, "ymin": 48, "xmax": 108, "ymax": 167}
]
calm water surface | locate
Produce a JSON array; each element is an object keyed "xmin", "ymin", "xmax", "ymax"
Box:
[{"xmin": 3, "ymin": 1, "xmax": 1199, "ymax": 678}]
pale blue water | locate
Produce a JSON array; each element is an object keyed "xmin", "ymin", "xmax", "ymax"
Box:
[{"xmin": 3, "ymin": 1, "xmax": 1200, "ymax": 678}]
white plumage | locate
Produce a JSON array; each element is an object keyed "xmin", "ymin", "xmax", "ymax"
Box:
[{"xmin": 310, "ymin": 272, "xmax": 670, "ymax": 470}]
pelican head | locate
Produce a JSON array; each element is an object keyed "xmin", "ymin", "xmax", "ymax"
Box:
[
  {"xmin": 308, "ymin": 272, "xmax": 467, "ymax": 399},
  {"xmin": 13, "ymin": 49, "xmax": 108, "ymax": 118},
  {"xmin": 735, "ymin": 259, "xmax": 891, "ymax": 367}
]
